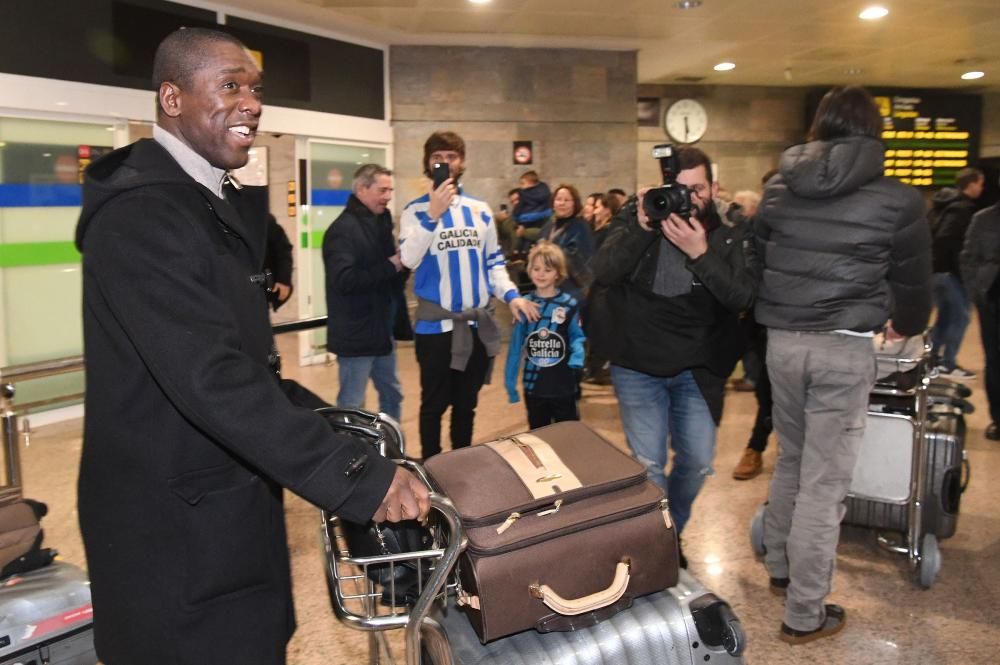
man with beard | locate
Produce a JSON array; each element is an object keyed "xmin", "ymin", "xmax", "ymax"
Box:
[
  {"xmin": 400, "ymin": 131, "xmax": 539, "ymax": 459},
  {"xmin": 591, "ymin": 147, "xmax": 756, "ymax": 565}
]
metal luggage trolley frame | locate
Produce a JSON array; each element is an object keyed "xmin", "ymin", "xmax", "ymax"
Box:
[
  {"xmin": 750, "ymin": 335, "xmax": 942, "ymax": 588},
  {"xmin": 318, "ymin": 408, "xmax": 464, "ymax": 665},
  {"xmin": 864, "ymin": 337, "xmax": 940, "ymax": 587}
]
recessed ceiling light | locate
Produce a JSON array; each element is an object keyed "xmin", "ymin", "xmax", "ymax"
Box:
[
  {"xmin": 961, "ymin": 71, "xmax": 985, "ymax": 80},
  {"xmin": 846, "ymin": 67, "xmax": 863, "ymax": 75},
  {"xmin": 468, "ymin": 0, "xmax": 491, "ymax": 4},
  {"xmin": 676, "ymin": 0, "xmax": 702, "ymax": 8},
  {"xmin": 859, "ymin": 6, "xmax": 889, "ymax": 20},
  {"xmin": 714, "ymin": 62, "xmax": 736, "ymax": 72},
  {"xmin": 54, "ymin": 101, "xmax": 68, "ymax": 107}
]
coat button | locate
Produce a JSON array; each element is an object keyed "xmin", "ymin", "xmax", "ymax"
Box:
[{"xmin": 344, "ymin": 454, "xmax": 369, "ymax": 478}]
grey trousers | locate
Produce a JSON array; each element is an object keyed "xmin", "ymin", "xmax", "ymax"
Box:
[{"xmin": 763, "ymin": 329, "xmax": 876, "ymax": 632}]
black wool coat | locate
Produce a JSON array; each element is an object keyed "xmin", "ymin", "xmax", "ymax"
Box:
[
  {"xmin": 323, "ymin": 195, "xmax": 405, "ymax": 357},
  {"xmin": 75, "ymin": 139, "xmax": 396, "ymax": 665}
]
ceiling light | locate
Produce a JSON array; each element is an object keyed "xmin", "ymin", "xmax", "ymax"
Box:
[
  {"xmin": 468, "ymin": 0, "xmax": 491, "ymax": 4},
  {"xmin": 846, "ymin": 67, "xmax": 863, "ymax": 75},
  {"xmin": 676, "ymin": 0, "xmax": 702, "ymax": 8},
  {"xmin": 54, "ymin": 101, "xmax": 68, "ymax": 107},
  {"xmin": 714, "ymin": 62, "xmax": 735, "ymax": 72},
  {"xmin": 961, "ymin": 71, "xmax": 985, "ymax": 80},
  {"xmin": 859, "ymin": 6, "xmax": 889, "ymax": 20}
]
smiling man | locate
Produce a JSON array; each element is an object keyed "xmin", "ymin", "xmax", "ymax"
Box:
[
  {"xmin": 323, "ymin": 164, "xmax": 406, "ymax": 421},
  {"xmin": 74, "ymin": 28, "xmax": 428, "ymax": 665}
]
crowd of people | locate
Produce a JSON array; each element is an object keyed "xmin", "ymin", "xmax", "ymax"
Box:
[{"xmin": 72, "ymin": 25, "xmax": 1000, "ymax": 665}]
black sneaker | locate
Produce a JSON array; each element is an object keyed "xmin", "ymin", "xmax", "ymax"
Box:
[
  {"xmin": 779, "ymin": 604, "xmax": 846, "ymax": 645},
  {"xmin": 987, "ymin": 423, "xmax": 1000, "ymax": 441}
]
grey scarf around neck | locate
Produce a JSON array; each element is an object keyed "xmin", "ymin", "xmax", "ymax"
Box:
[{"xmin": 652, "ymin": 237, "xmax": 694, "ymax": 298}]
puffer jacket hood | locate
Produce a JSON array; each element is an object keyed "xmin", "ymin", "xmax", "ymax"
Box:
[
  {"xmin": 932, "ymin": 186, "xmax": 961, "ymax": 211},
  {"xmin": 779, "ymin": 136, "xmax": 884, "ymax": 200},
  {"xmin": 755, "ymin": 135, "xmax": 932, "ymax": 336},
  {"xmin": 75, "ymin": 139, "xmax": 200, "ymax": 251}
]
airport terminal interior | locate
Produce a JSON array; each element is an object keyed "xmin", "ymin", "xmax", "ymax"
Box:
[{"xmin": 2, "ymin": 0, "xmax": 1000, "ymax": 663}]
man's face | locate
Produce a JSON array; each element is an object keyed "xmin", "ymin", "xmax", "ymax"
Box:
[
  {"xmin": 168, "ymin": 41, "xmax": 263, "ymax": 170},
  {"xmin": 429, "ymin": 150, "xmax": 465, "ymax": 181},
  {"xmin": 676, "ymin": 164, "xmax": 717, "ymax": 217},
  {"xmin": 356, "ymin": 174, "xmax": 393, "ymax": 215},
  {"xmin": 966, "ymin": 176, "xmax": 985, "ymax": 200}
]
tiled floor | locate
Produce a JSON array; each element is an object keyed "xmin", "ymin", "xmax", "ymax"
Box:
[{"xmin": 23, "ymin": 315, "xmax": 1000, "ymax": 664}]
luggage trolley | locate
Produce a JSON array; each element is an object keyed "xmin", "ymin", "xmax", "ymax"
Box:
[
  {"xmin": 320, "ymin": 408, "xmax": 746, "ymax": 665},
  {"xmin": 750, "ymin": 335, "xmax": 956, "ymax": 588}
]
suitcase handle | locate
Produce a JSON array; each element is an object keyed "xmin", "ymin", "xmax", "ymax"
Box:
[{"xmin": 529, "ymin": 560, "xmax": 631, "ymax": 616}]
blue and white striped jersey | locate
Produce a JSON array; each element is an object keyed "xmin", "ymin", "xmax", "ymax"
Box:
[{"xmin": 400, "ymin": 189, "xmax": 519, "ymax": 334}]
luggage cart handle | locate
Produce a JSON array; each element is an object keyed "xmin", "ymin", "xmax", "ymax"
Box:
[{"xmin": 405, "ymin": 491, "xmax": 465, "ymax": 665}]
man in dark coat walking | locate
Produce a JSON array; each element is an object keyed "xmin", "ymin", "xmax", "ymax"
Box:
[
  {"xmin": 75, "ymin": 28, "xmax": 428, "ymax": 665},
  {"xmin": 323, "ymin": 163, "xmax": 406, "ymax": 421}
]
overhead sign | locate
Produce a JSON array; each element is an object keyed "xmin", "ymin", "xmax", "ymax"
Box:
[{"xmin": 874, "ymin": 90, "xmax": 982, "ymax": 188}]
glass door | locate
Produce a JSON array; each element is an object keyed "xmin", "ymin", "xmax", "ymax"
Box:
[{"xmin": 0, "ymin": 116, "xmax": 120, "ymax": 411}]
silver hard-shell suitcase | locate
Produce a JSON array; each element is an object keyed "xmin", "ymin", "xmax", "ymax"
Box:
[
  {"xmin": 424, "ymin": 569, "xmax": 743, "ymax": 665},
  {"xmin": 0, "ymin": 562, "xmax": 96, "ymax": 665},
  {"xmin": 844, "ymin": 408, "xmax": 967, "ymax": 540}
]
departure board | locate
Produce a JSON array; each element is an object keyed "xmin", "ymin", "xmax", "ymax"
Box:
[
  {"xmin": 875, "ymin": 91, "xmax": 982, "ymax": 187},
  {"xmin": 807, "ymin": 89, "xmax": 982, "ymax": 188}
]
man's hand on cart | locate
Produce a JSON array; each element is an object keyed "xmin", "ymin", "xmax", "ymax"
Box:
[{"xmin": 373, "ymin": 466, "xmax": 431, "ymax": 523}]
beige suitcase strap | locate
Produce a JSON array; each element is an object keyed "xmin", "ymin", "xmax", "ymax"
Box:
[{"xmin": 484, "ymin": 433, "xmax": 583, "ymax": 500}]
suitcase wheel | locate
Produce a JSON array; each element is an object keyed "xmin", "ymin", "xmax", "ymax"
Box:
[
  {"xmin": 749, "ymin": 504, "xmax": 766, "ymax": 558},
  {"xmin": 918, "ymin": 533, "xmax": 941, "ymax": 589}
]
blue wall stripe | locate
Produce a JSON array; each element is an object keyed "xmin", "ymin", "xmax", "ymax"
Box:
[
  {"xmin": 311, "ymin": 189, "xmax": 351, "ymax": 206},
  {"xmin": 0, "ymin": 184, "xmax": 82, "ymax": 208}
]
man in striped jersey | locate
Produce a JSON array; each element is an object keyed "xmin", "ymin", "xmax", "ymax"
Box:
[{"xmin": 401, "ymin": 131, "xmax": 540, "ymax": 459}]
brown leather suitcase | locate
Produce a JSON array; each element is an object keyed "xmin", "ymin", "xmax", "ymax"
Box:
[{"xmin": 423, "ymin": 421, "xmax": 679, "ymax": 642}]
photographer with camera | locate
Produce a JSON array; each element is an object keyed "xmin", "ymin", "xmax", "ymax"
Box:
[{"xmin": 590, "ymin": 146, "xmax": 757, "ymax": 563}]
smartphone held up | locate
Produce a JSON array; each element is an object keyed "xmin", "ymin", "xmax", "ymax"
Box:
[{"xmin": 432, "ymin": 162, "xmax": 450, "ymax": 190}]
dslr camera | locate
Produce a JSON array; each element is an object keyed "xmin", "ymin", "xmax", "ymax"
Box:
[{"xmin": 642, "ymin": 144, "xmax": 692, "ymax": 222}]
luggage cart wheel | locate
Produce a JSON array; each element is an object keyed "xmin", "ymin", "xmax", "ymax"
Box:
[
  {"xmin": 749, "ymin": 504, "xmax": 766, "ymax": 558},
  {"xmin": 918, "ymin": 533, "xmax": 941, "ymax": 589}
]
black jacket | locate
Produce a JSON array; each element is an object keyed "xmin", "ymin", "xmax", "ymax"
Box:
[
  {"xmin": 932, "ymin": 193, "xmax": 978, "ymax": 276},
  {"xmin": 961, "ymin": 203, "xmax": 1000, "ymax": 305},
  {"xmin": 590, "ymin": 198, "xmax": 756, "ymax": 421},
  {"xmin": 755, "ymin": 136, "xmax": 932, "ymax": 336},
  {"xmin": 323, "ymin": 195, "xmax": 405, "ymax": 357},
  {"xmin": 539, "ymin": 215, "xmax": 595, "ymax": 293},
  {"xmin": 74, "ymin": 139, "xmax": 395, "ymax": 665}
]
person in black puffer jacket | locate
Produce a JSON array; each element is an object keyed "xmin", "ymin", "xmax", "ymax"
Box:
[
  {"xmin": 755, "ymin": 86, "xmax": 932, "ymax": 646},
  {"xmin": 961, "ymin": 195, "xmax": 1000, "ymax": 440},
  {"xmin": 323, "ymin": 163, "xmax": 408, "ymax": 421}
]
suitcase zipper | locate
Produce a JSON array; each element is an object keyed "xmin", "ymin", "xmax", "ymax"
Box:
[
  {"xmin": 495, "ymin": 499, "xmax": 564, "ymax": 535},
  {"xmin": 462, "ymin": 474, "xmax": 647, "ymax": 529},
  {"xmin": 469, "ymin": 498, "xmax": 670, "ymax": 556}
]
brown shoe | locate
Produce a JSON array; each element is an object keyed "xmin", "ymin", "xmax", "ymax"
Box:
[
  {"xmin": 779, "ymin": 604, "xmax": 846, "ymax": 645},
  {"xmin": 732, "ymin": 448, "xmax": 763, "ymax": 480}
]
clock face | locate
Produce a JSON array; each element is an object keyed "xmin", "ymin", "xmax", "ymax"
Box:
[{"xmin": 664, "ymin": 99, "xmax": 708, "ymax": 144}]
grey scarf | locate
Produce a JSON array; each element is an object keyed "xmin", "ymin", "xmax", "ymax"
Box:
[{"xmin": 414, "ymin": 298, "xmax": 502, "ymax": 383}]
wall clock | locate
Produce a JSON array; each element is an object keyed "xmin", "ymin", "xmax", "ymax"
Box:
[{"xmin": 664, "ymin": 98, "xmax": 708, "ymax": 144}]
